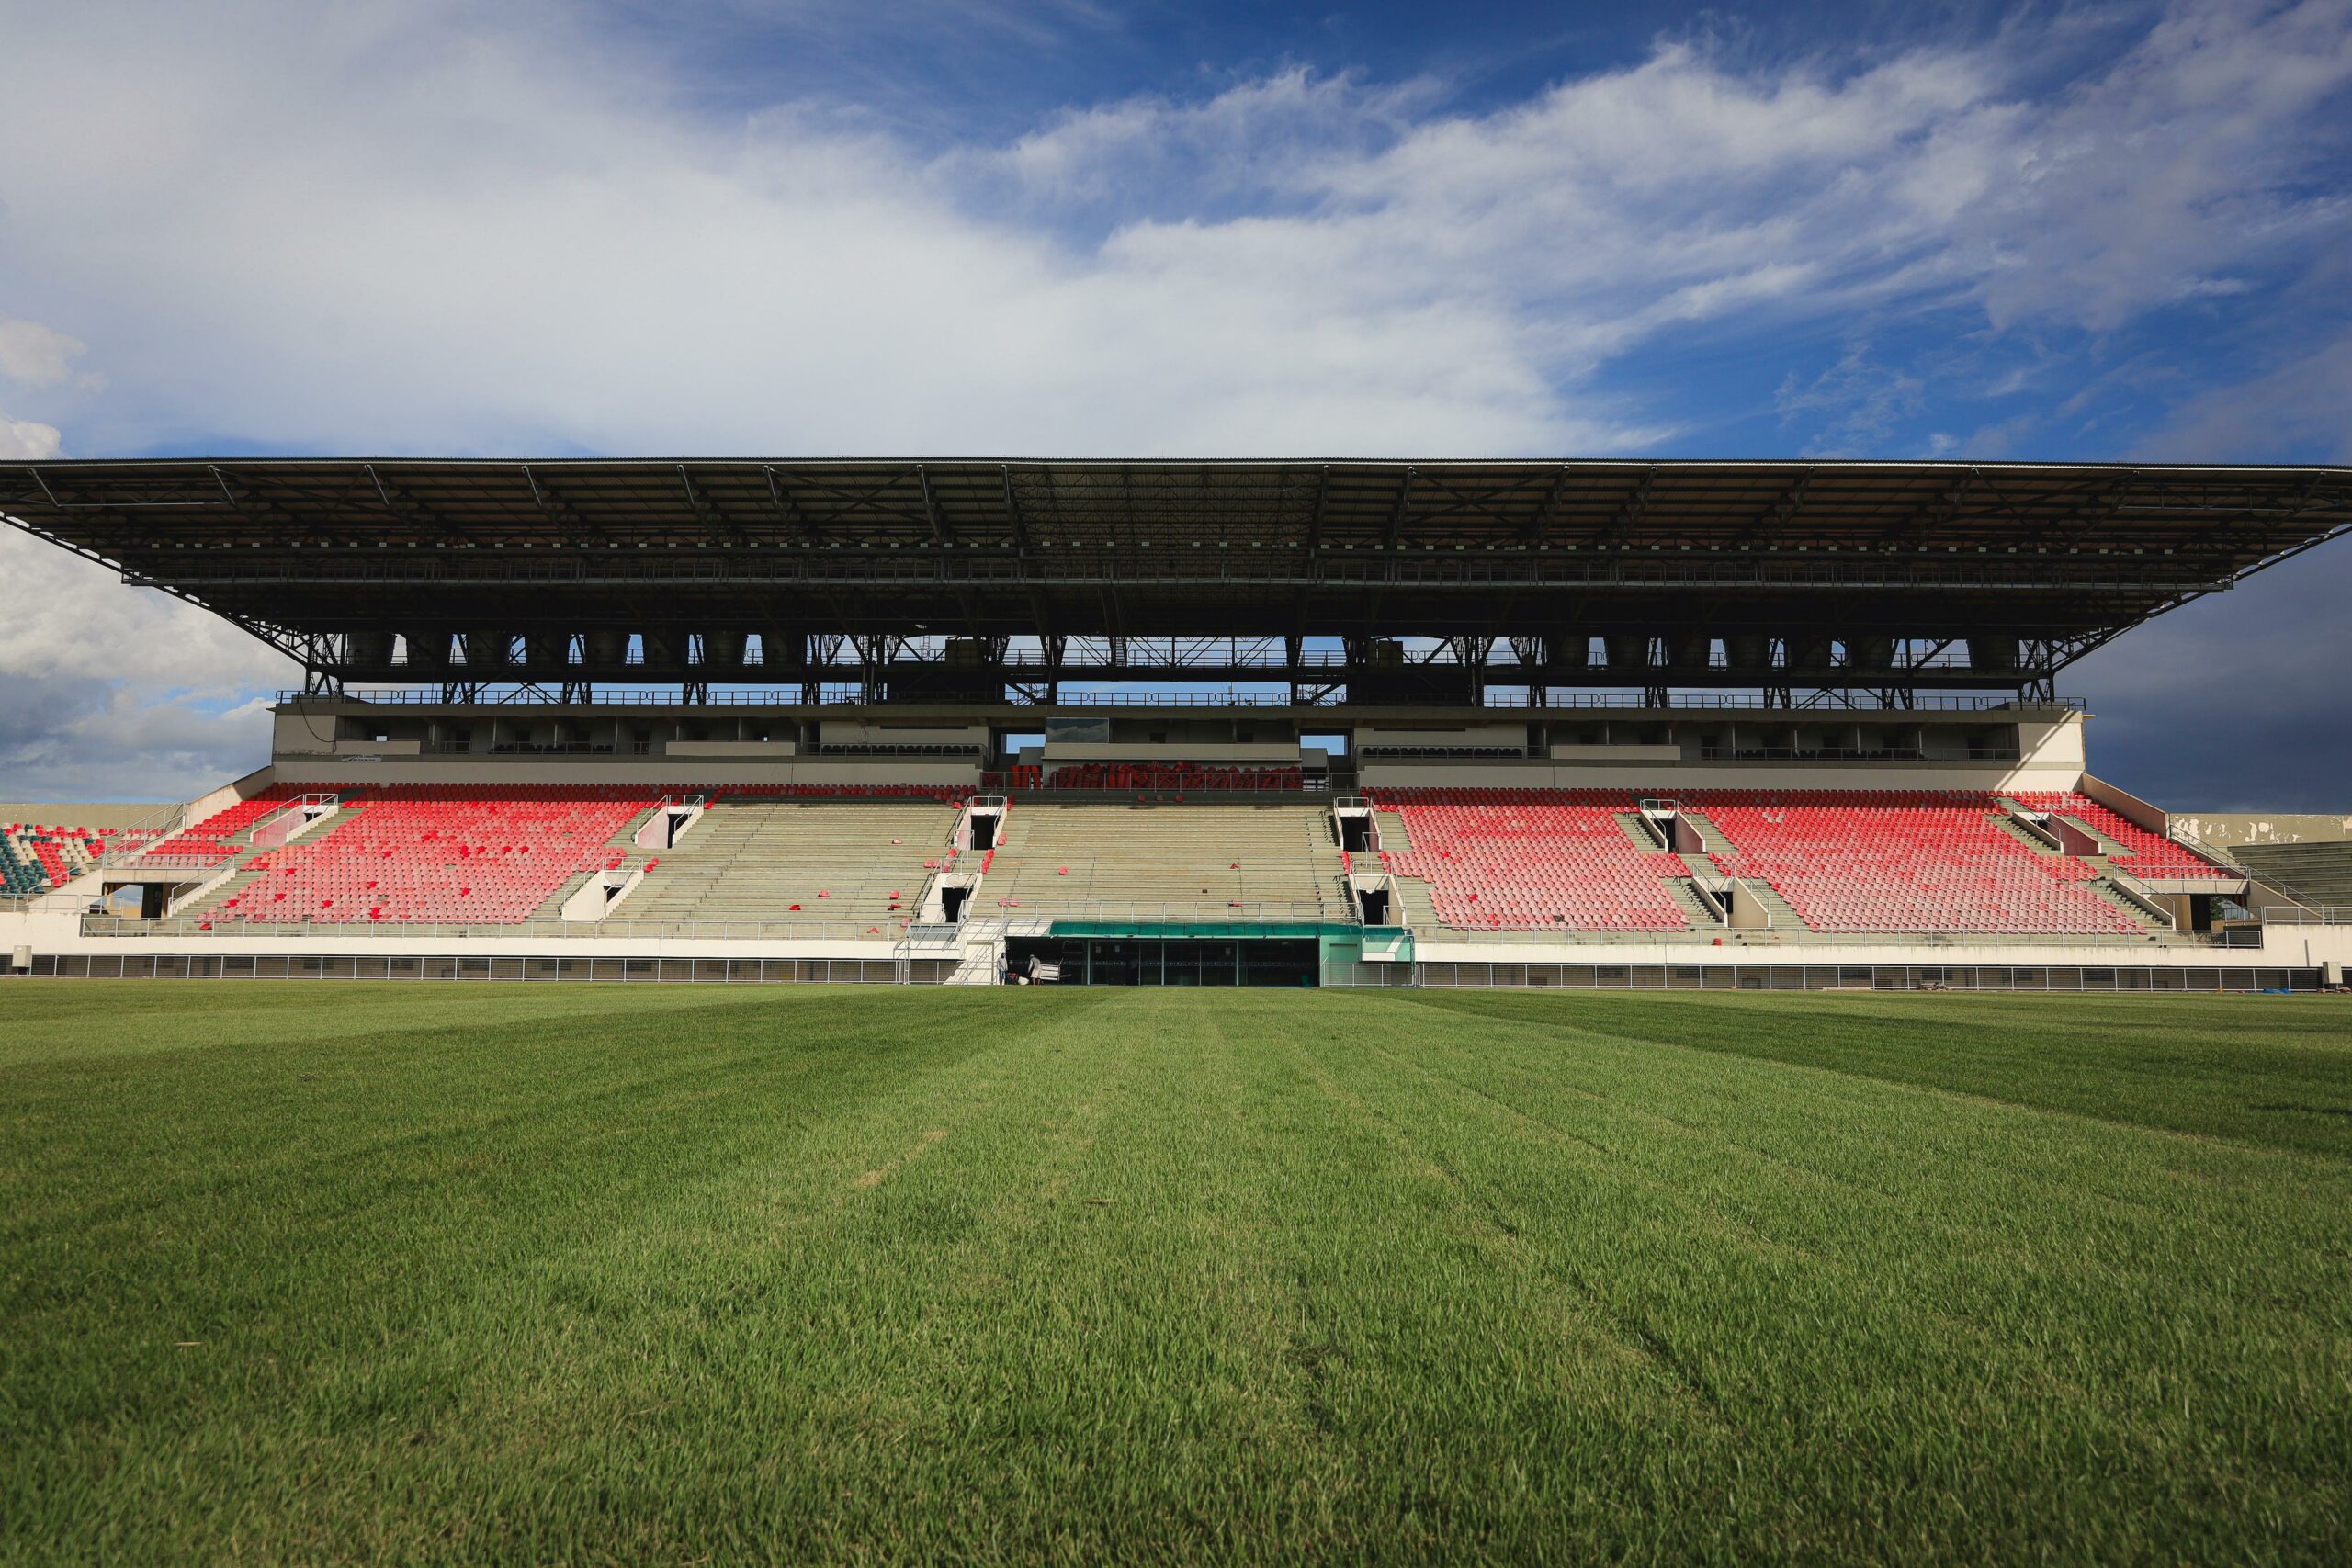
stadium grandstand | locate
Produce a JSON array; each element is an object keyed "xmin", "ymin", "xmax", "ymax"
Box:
[{"xmin": 4, "ymin": 455, "xmax": 2349, "ymax": 989}]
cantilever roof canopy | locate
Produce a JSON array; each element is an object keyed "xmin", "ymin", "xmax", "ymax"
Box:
[{"xmin": 5, "ymin": 457, "xmax": 2349, "ymax": 694}]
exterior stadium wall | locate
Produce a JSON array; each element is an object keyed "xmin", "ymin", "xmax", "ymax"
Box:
[
  {"xmin": 265, "ymin": 759, "xmax": 982, "ymax": 789},
  {"xmin": 0, "ymin": 904, "xmax": 909, "ymax": 966},
  {"xmin": 0, "ymin": 802, "xmax": 175, "ymax": 829},
  {"xmin": 1404, "ymin": 931, "xmax": 2352, "ymax": 969},
  {"xmin": 8, "ymin": 907, "xmax": 2346, "ymax": 978},
  {"xmin": 1362, "ymin": 712, "xmax": 2085, "ymax": 792},
  {"xmin": 2171, "ymin": 813, "xmax": 2352, "ymax": 846},
  {"xmin": 1362, "ymin": 760, "xmax": 2081, "ymax": 792}
]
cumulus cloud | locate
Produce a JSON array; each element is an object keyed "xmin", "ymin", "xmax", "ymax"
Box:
[
  {"xmin": 0, "ymin": 412, "xmax": 62, "ymax": 460},
  {"xmin": 0, "ymin": 0, "xmax": 2348, "ymax": 801},
  {"xmin": 0, "ymin": 523, "xmax": 294, "ymax": 801},
  {"xmin": 1, "ymin": 0, "xmax": 2343, "ymax": 460},
  {"xmin": 0, "ymin": 319, "xmax": 93, "ymax": 389}
]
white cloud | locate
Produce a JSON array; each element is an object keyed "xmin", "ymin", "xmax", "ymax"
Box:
[
  {"xmin": 0, "ymin": 0, "xmax": 2342, "ymax": 462},
  {"xmin": 0, "ymin": 318, "xmax": 91, "ymax": 388},
  {"xmin": 0, "ymin": 0, "xmax": 2347, "ymax": 800},
  {"xmin": 1775, "ymin": 344, "xmax": 1928, "ymax": 457},
  {"xmin": 0, "ymin": 526, "xmax": 295, "ymax": 800},
  {"xmin": 0, "ymin": 412, "xmax": 62, "ymax": 459},
  {"xmin": 1969, "ymin": 0, "xmax": 2352, "ymax": 333}
]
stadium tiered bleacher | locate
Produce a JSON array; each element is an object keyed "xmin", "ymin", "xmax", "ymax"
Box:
[
  {"xmin": 137, "ymin": 790, "xmax": 304, "ymax": 865},
  {"xmin": 2, "ymin": 455, "xmax": 2347, "ymax": 987},
  {"xmin": 6, "ymin": 823, "xmax": 107, "ymax": 900},
  {"xmin": 1691, "ymin": 790, "xmax": 2146, "ymax": 936},
  {"xmin": 1367, "ymin": 790, "xmax": 1695, "ymax": 932},
  {"xmin": 201, "ymin": 785, "xmax": 656, "ymax": 925}
]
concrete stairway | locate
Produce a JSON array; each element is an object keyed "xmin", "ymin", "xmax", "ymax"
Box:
[
  {"xmin": 1665, "ymin": 877, "xmax": 1725, "ymax": 927},
  {"xmin": 1679, "ymin": 812, "xmax": 1736, "ymax": 855},
  {"xmin": 623, "ymin": 798, "xmax": 957, "ymax": 927},
  {"xmin": 2233, "ymin": 842, "xmax": 2352, "ymax": 908},
  {"xmin": 982, "ymin": 803, "xmax": 1345, "ymax": 921},
  {"xmin": 1741, "ymin": 879, "xmax": 1805, "ymax": 930}
]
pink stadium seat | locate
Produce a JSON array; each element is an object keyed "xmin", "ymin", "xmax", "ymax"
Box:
[
  {"xmin": 137, "ymin": 786, "xmax": 305, "ymax": 866},
  {"xmin": 1361, "ymin": 786, "xmax": 2166, "ymax": 937},
  {"xmin": 1366, "ymin": 787, "xmax": 1692, "ymax": 932},
  {"xmin": 2007, "ymin": 792, "xmax": 2232, "ymax": 879},
  {"xmin": 200, "ymin": 782, "xmax": 973, "ymax": 926},
  {"xmin": 1688, "ymin": 788, "xmax": 2143, "ymax": 935},
  {"xmin": 209, "ymin": 784, "xmax": 654, "ymax": 927}
]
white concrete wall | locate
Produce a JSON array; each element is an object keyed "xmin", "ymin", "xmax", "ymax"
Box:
[
  {"xmin": 180, "ymin": 766, "xmax": 278, "ymax": 826},
  {"xmin": 1361, "ymin": 758, "xmax": 2086, "ymax": 791},
  {"xmin": 662, "ymin": 740, "xmax": 799, "ymax": 758},
  {"xmin": 819, "ymin": 720, "xmax": 990, "ymax": 747},
  {"xmin": 1360, "ymin": 725, "xmax": 1527, "ymax": 748},
  {"xmin": 2078, "ymin": 772, "xmax": 2169, "ymax": 834},
  {"xmin": 0, "ymin": 803, "xmax": 175, "ymax": 829},
  {"xmin": 9, "ymin": 896, "xmax": 2332, "ymax": 976},
  {"xmin": 2170, "ymin": 813, "xmax": 2352, "ymax": 846},
  {"xmin": 0, "ymin": 905, "xmax": 903, "ymax": 964},
  {"xmin": 1544, "ymin": 744, "xmax": 1682, "ymax": 762},
  {"xmin": 1408, "ymin": 931, "xmax": 2336, "ymax": 968}
]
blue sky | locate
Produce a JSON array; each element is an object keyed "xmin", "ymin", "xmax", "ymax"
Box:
[{"xmin": 1, "ymin": 0, "xmax": 2348, "ymax": 807}]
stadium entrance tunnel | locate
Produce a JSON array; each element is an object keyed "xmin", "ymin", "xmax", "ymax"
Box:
[{"xmin": 1006, "ymin": 934, "xmax": 1319, "ymax": 986}]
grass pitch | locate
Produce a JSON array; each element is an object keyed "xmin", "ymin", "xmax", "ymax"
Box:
[{"xmin": 3, "ymin": 983, "xmax": 2348, "ymax": 1564}]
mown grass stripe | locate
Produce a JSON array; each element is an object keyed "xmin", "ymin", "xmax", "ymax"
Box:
[{"xmin": 0, "ymin": 983, "xmax": 2346, "ymax": 1563}]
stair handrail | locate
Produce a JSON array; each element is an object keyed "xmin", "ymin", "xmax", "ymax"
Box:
[
  {"xmin": 91, "ymin": 798, "xmax": 194, "ymax": 866},
  {"xmin": 2097, "ymin": 864, "xmax": 2179, "ymax": 927},
  {"xmin": 245, "ymin": 791, "xmax": 344, "ymax": 847},
  {"xmin": 2258, "ymin": 903, "xmax": 2352, "ymax": 926},
  {"xmin": 2166, "ymin": 819, "xmax": 2251, "ymax": 875}
]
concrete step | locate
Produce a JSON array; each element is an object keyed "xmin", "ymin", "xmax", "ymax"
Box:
[
  {"xmin": 1613, "ymin": 812, "xmax": 1666, "ymax": 851},
  {"xmin": 1990, "ymin": 812, "xmax": 2063, "ymax": 853},
  {"xmin": 1742, "ymin": 879, "xmax": 1806, "ymax": 931},
  {"xmin": 1678, "ymin": 808, "xmax": 1735, "ymax": 854},
  {"xmin": 1665, "ymin": 878, "xmax": 1724, "ymax": 927}
]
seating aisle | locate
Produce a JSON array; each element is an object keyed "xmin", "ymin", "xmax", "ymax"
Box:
[
  {"xmin": 983, "ymin": 803, "xmax": 1342, "ymax": 920},
  {"xmin": 2007, "ymin": 792, "xmax": 2234, "ymax": 878},
  {"xmin": 622, "ymin": 793, "xmax": 962, "ymax": 930}
]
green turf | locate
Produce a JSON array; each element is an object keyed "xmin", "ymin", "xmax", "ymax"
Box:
[{"xmin": 2, "ymin": 983, "xmax": 2348, "ymax": 1563}]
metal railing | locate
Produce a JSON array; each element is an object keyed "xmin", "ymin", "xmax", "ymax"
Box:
[
  {"xmin": 1402, "ymin": 923, "xmax": 2259, "ymax": 949},
  {"xmin": 1530, "ymin": 693, "xmax": 2080, "ymax": 713},
  {"xmin": 80, "ymin": 915, "xmax": 901, "ymax": 942},
  {"xmin": 146, "ymin": 553, "xmax": 2228, "ymax": 593},
  {"xmin": 283, "ymin": 686, "xmax": 2086, "ymax": 715},
  {"xmin": 966, "ymin": 899, "xmax": 1341, "ymax": 925},
  {"xmin": 1329, "ymin": 959, "xmax": 2319, "ymax": 992},
  {"xmin": 2258, "ymin": 905, "xmax": 2352, "ymax": 925},
  {"xmin": 89, "ymin": 800, "xmax": 194, "ymax": 867},
  {"xmin": 2168, "ymin": 820, "xmax": 2252, "ymax": 875}
]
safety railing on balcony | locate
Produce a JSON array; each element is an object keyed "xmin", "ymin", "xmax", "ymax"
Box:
[
  {"xmin": 79, "ymin": 915, "xmax": 902, "ymax": 942},
  {"xmin": 281, "ymin": 686, "xmax": 2086, "ymax": 715}
]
